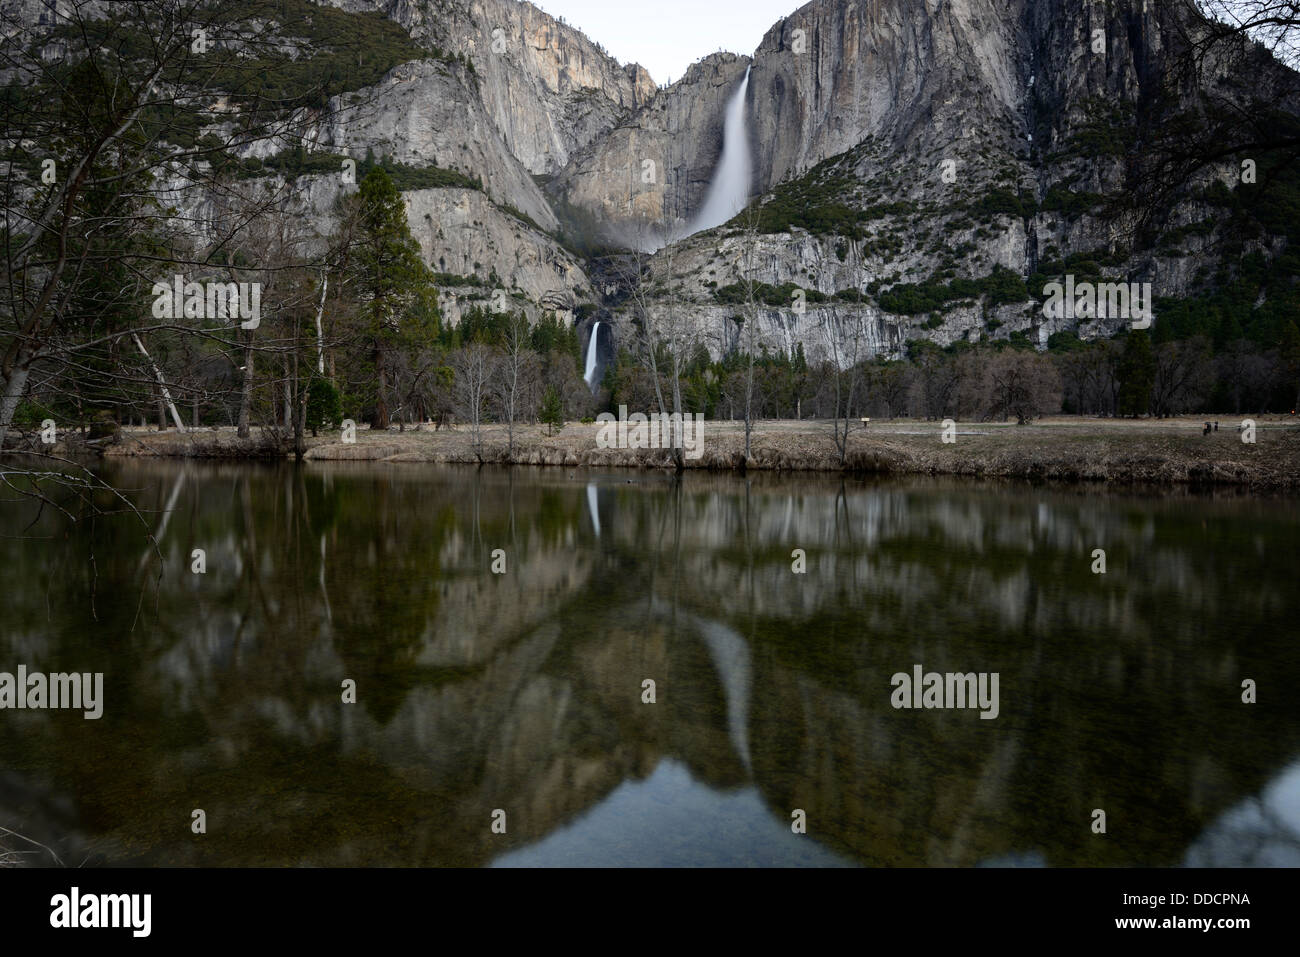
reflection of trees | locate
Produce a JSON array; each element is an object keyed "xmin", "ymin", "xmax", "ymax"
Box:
[
  {"xmin": 2, "ymin": 469, "xmax": 1299, "ymax": 866},
  {"xmin": 325, "ymin": 476, "xmax": 452, "ymax": 724},
  {"xmin": 699, "ymin": 482, "xmax": 1300, "ymax": 865}
]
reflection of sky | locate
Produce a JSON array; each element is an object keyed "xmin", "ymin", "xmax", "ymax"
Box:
[
  {"xmin": 1184, "ymin": 755, "xmax": 1300, "ymax": 867},
  {"xmin": 491, "ymin": 759, "xmax": 856, "ymax": 867}
]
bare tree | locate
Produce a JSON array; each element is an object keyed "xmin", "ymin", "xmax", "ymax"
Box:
[
  {"xmin": 817, "ymin": 301, "xmax": 872, "ymax": 467},
  {"xmin": 736, "ymin": 208, "xmax": 763, "ymax": 461},
  {"xmin": 1151, "ymin": 336, "xmax": 1214, "ymax": 416},
  {"xmin": 1108, "ymin": 1, "xmax": 1300, "ymax": 238},
  {"xmin": 1189, "ymin": 1, "xmax": 1300, "ymax": 68},
  {"xmin": 453, "ymin": 343, "xmax": 495, "ymax": 461},
  {"xmin": 988, "ymin": 351, "xmax": 1063, "ymax": 424},
  {"xmin": 0, "ymin": 0, "xmax": 349, "ymax": 452},
  {"xmin": 497, "ymin": 313, "xmax": 530, "ymax": 457},
  {"xmin": 1056, "ymin": 341, "xmax": 1121, "ymax": 416},
  {"xmin": 909, "ymin": 342, "xmax": 959, "ymax": 420},
  {"xmin": 617, "ymin": 221, "xmax": 693, "ymax": 469},
  {"xmin": 870, "ymin": 360, "xmax": 911, "ymax": 420}
]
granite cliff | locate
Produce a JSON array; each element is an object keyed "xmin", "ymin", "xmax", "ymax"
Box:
[{"xmin": 11, "ymin": 0, "xmax": 1296, "ymax": 364}]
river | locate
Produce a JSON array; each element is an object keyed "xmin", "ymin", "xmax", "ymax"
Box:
[{"xmin": 1, "ymin": 462, "xmax": 1297, "ymax": 866}]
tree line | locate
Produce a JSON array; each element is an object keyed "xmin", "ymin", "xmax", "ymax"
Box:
[{"xmin": 603, "ymin": 323, "xmax": 1300, "ymax": 427}]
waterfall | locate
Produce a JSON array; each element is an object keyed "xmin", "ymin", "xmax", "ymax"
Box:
[
  {"xmin": 584, "ymin": 321, "xmax": 601, "ymax": 387},
  {"xmin": 686, "ymin": 65, "xmax": 752, "ymax": 237}
]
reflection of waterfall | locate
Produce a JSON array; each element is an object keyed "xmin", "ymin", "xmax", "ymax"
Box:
[
  {"xmin": 584, "ymin": 322, "xmax": 601, "ymax": 388},
  {"xmin": 1183, "ymin": 755, "xmax": 1300, "ymax": 866},
  {"xmin": 685, "ymin": 65, "xmax": 752, "ymax": 237},
  {"xmin": 586, "ymin": 483, "xmax": 600, "ymax": 537},
  {"xmin": 695, "ymin": 618, "xmax": 752, "ymax": 773}
]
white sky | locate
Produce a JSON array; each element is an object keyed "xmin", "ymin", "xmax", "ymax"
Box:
[{"xmin": 530, "ymin": 0, "xmax": 807, "ymax": 86}]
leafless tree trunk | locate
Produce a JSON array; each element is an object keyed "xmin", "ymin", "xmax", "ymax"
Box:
[
  {"xmin": 500, "ymin": 314, "xmax": 528, "ymax": 457},
  {"xmin": 237, "ymin": 333, "xmax": 255, "ymax": 440},
  {"xmin": 624, "ymin": 223, "xmax": 691, "ymax": 469},
  {"xmin": 736, "ymin": 208, "xmax": 763, "ymax": 461},
  {"xmin": 454, "ymin": 343, "xmax": 495, "ymax": 461},
  {"xmin": 817, "ymin": 301, "xmax": 871, "ymax": 467},
  {"xmin": 0, "ymin": 1, "xmax": 338, "ymax": 455},
  {"xmin": 315, "ymin": 271, "xmax": 328, "ymax": 375},
  {"xmin": 132, "ymin": 333, "xmax": 185, "ymax": 432}
]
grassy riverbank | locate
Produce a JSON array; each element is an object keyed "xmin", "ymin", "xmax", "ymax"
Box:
[{"xmin": 91, "ymin": 416, "xmax": 1300, "ymax": 489}]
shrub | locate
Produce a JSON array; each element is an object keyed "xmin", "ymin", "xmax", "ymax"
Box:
[
  {"xmin": 540, "ymin": 386, "xmax": 564, "ymax": 434},
  {"xmin": 306, "ymin": 379, "xmax": 343, "ymax": 435}
]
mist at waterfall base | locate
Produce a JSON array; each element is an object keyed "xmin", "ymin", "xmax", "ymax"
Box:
[{"xmin": 618, "ymin": 66, "xmax": 752, "ymax": 253}]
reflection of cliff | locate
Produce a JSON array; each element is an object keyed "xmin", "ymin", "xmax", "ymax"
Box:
[{"xmin": 0, "ymin": 467, "xmax": 1298, "ymax": 866}]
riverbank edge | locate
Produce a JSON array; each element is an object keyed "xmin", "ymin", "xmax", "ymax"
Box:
[{"xmin": 73, "ymin": 423, "xmax": 1300, "ymax": 490}]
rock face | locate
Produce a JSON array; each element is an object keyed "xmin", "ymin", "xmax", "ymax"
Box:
[
  {"xmin": 14, "ymin": 0, "xmax": 1294, "ymax": 356},
  {"xmin": 310, "ymin": 58, "xmax": 560, "ymax": 232},
  {"xmin": 291, "ymin": 57, "xmax": 595, "ymax": 316},
  {"xmin": 542, "ymin": 0, "xmax": 1027, "ymax": 237},
  {"xmin": 402, "ymin": 187, "xmax": 593, "ymax": 315},
  {"xmin": 381, "ymin": 0, "xmax": 657, "ymax": 174},
  {"xmin": 567, "ymin": 0, "xmax": 1297, "ymax": 361},
  {"xmin": 748, "ymin": 0, "xmax": 1024, "ymax": 190},
  {"xmin": 547, "ymin": 54, "xmax": 752, "ymax": 244}
]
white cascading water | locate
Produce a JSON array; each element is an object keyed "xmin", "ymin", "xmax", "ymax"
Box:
[
  {"xmin": 686, "ymin": 66, "xmax": 752, "ymax": 237},
  {"xmin": 584, "ymin": 321, "xmax": 601, "ymax": 387}
]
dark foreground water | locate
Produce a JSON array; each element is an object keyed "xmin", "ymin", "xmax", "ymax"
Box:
[{"xmin": 1, "ymin": 462, "xmax": 1298, "ymax": 867}]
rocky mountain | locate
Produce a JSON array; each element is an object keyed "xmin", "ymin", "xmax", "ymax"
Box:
[
  {"xmin": 11, "ymin": 0, "xmax": 1296, "ymax": 366},
  {"xmin": 348, "ymin": 0, "xmax": 1293, "ymax": 371},
  {"xmin": 544, "ymin": 0, "xmax": 1298, "ymax": 367},
  {"xmin": 369, "ymin": 0, "xmax": 656, "ymax": 174},
  {"xmin": 545, "ymin": 52, "xmax": 751, "ymax": 245}
]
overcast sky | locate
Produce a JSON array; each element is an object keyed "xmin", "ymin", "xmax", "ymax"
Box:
[{"xmin": 532, "ymin": 0, "xmax": 805, "ymax": 86}]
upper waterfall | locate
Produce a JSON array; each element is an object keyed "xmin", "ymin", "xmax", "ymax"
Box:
[
  {"xmin": 685, "ymin": 65, "xmax": 752, "ymax": 237},
  {"xmin": 584, "ymin": 321, "xmax": 602, "ymax": 388}
]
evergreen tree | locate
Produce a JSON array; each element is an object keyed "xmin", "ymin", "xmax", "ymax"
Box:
[
  {"xmin": 343, "ymin": 167, "xmax": 438, "ymax": 429},
  {"xmin": 540, "ymin": 385, "xmax": 564, "ymax": 434},
  {"xmin": 306, "ymin": 378, "xmax": 343, "ymax": 435},
  {"xmin": 1117, "ymin": 329, "xmax": 1155, "ymax": 417}
]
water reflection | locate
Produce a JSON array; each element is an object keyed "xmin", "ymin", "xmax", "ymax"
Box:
[
  {"xmin": 493, "ymin": 759, "xmax": 853, "ymax": 867},
  {"xmin": 0, "ymin": 463, "xmax": 1297, "ymax": 867},
  {"xmin": 1184, "ymin": 756, "xmax": 1300, "ymax": 867}
]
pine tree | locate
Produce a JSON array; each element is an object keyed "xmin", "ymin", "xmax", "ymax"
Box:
[
  {"xmin": 540, "ymin": 385, "xmax": 564, "ymax": 435},
  {"xmin": 1117, "ymin": 329, "xmax": 1155, "ymax": 418},
  {"xmin": 344, "ymin": 167, "xmax": 438, "ymax": 429}
]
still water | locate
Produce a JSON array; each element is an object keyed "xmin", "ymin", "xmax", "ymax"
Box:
[{"xmin": 1, "ymin": 462, "xmax": 1298, "ymax": 867}]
